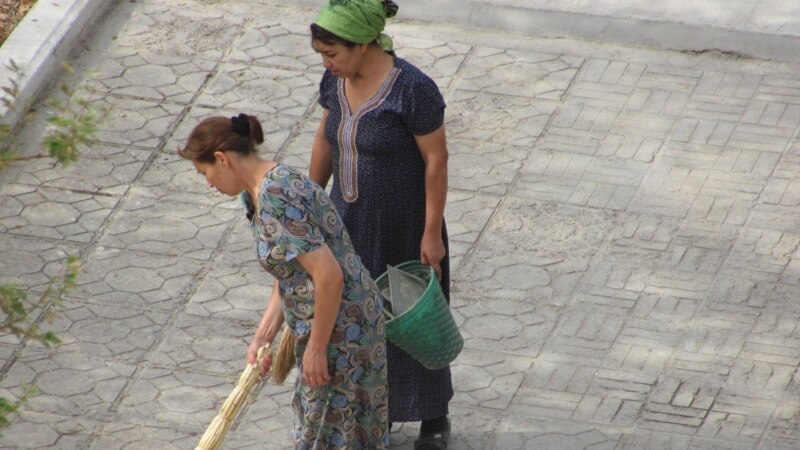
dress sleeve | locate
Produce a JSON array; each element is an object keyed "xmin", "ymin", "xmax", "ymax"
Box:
[
  {"xmin": 257, "ymin": 174, "xmax": 326, "ymax": 264},
  {"xmin": 318, "ymin": 70, "xmax": 335, "ymax": 110},
  {"xmin": 402, "ymin": 72, "xmax": 446, "ymax": 136}
]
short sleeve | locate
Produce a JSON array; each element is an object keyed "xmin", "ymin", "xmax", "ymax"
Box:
[
  {"xmin": 318, "ymin": 70, "xmax": 335, "ymax": 110},
  {"xmin": 402, "ymin": 73, "xmax": 445, "ymax": 136},
  {"xmin": 258, "ymin": 176, "xmax": 326, "ymax": 263}
]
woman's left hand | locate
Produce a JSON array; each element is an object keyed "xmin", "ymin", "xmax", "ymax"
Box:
[
  {"xmin": 420, "ymin": 232, "xmax": 446, "ymax": 279},
  {"xmin": 302, "ymin": 344, "xmax": 332, "ymax": 388}
]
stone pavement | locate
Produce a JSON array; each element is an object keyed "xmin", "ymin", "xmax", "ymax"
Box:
[{"xmin": 2, "ymin": 0, "xmax": 800, "ymax": 449}]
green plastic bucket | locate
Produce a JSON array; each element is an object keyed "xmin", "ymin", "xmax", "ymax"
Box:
[{"xmin": 375, "ymin": 260, "xmax": 463, "ymax": 370}]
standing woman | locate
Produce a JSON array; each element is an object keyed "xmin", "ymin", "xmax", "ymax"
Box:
[
  {"xmin": 180, "ymin": 114, "xmax": 389, "ymax": 449},
  {"xmin": 308, "ymin": 1, "xmax": 453, "ymax": 448}
]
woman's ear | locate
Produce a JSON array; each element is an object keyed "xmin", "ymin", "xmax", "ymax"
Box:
[{"xmin": 213, "ymin": 150, "xmax": 229, "ymax": 166}]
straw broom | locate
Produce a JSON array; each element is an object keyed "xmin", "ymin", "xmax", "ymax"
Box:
[{"xmin": 195, "ymin": 326, "xmax": 297, "ymax": 450}]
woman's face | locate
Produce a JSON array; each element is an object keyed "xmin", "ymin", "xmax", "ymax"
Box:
[
  {"xmin": 313, "ymin": 40, "xmax": 365, "ymax": 78},
  {"xmin": 193, "ymin": 154, "xmax": 239, "ymax": 197}
]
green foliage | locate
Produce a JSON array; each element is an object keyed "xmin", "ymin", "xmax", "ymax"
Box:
[
  {"xmin": 0, "ymin": 61, "xmax": 109, "ymax": 170},
  {"xmin": 0, "ymin": 58, "xmax": 103, "ymax": 437},
  {"xmin": 0, "ymin": 255, "xmax": 80, "ymax": 346}
]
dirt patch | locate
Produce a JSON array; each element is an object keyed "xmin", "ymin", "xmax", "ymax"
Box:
[{"xmin": 1, "ymin": 0, "xmax": 37, "ymax": 45}]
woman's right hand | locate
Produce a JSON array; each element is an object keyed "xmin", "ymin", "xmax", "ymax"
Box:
[{"xmin": 247, "ymin": 335, "xmax": 273, "ymax": 377}]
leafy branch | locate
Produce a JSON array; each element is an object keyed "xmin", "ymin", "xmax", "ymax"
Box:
[{"xmin": 0, "ymin": 58, "xmax": 104, "ymax": 437}]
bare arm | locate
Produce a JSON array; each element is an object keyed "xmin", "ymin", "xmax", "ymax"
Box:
[
  {"xmin": 247, "ymin": 282, "xmax": 285, "ymax": 375},
  {"xmin": 416, "ymin": 125, "xmax": 449, "ymax": 279},
  {"xmin": 309, "ymin": 109, "xmax": 333, "ymax": 189},
  {"xmin": 295, "ymin": 245, "xmax": 343, "ymax": 388}
]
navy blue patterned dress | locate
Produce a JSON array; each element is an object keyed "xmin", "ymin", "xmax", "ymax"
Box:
[{"xmin": 318, "ymin": 56, "xmax": 453, "ymax": 423}]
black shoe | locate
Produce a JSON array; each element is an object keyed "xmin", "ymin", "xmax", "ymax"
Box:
[{"xmin": 414, "ymin": 418, "xmax": 450, "ymax": 450}]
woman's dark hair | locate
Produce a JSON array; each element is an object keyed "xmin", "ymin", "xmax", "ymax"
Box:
[
  {"xmin": 179, "ymin": 113, "xmax": 264, "ymax": 163},
  {"xmin": 310, "ymin": 23, "xmax": 359, "ymax": 48}
]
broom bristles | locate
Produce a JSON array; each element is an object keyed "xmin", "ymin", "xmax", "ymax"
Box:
[{"xmin": 271, "ymin": 326, "xmax": 296, "ymax": 384}]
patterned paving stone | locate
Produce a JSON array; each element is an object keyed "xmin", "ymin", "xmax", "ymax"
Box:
[
  {"xmin": 453, "ymin": 199, "xmax": 610, "ymax": 325},
  {"xmin": 754, "ymin": 76, "xmax": 800, "ymax": 105},
  {"xmin": 444, "ymin": 191, "xmax": 500, "ymax": 272},
  {"xmin": 28, "ymin": 300, "xmax": 171, "ymax": 365},
  {"xmin": 454, "ymin": 296, "xmax": 557, "ymax": 358},
  {"xmin": 640, "ymin": 375, "xmax": 723, "ymax": 433},
  {"xmin": 578, "ymin": 59, "xmax": 646, "ymax": 92},
  {"xmin": 196, "ymin": 63, "xmax": 318, "ymax": 117},
  {"xmin": 545, "ymin": 309, "xmax": 625, "ymax": 368},
  {"xmin": 680, "ymin": 325, "xmax": 750, "ymax": 363},
  {"xmin": 583, "ymin": 214, "xmax": 723, "ymax": 299},
  {"xmin": 73, "ymin": 247, "xmax": 205, "ymax": 311},
  {"xmin": 183, "ymin": 226, "xmax": 273, "ymax": 322},
  {"xmin": 0, "ymin": 183, "xmax": 119, "ymax": 243},
  {"xmin": 751, "ymin": 135, "xmax": 800, "ymax": 228},
  {"xmin": 446, "ymin": 89, "xmax": 557, "ymax": 146},
  {"xmin": 147, "ymin": 313, "xmax": 255, "ymax": 375},
  {"xmin": 515, "ymin": 357, "xmax": 650, "ymax": 425},
  {"xmin": 111, "ymin": 366, "xmax": 234, "ymax": 428},
  {"xmin": 0, "ymin": 350, "xmax": 136, "ymax": 418},
  {"xmin": 227, "ymin": 383, "xmax": 296, "ymax": 449},
  {"xmin": 91, "ymin": 96, "xmax": 184, "ymax": 148},
  {"xmin": 9, "ymin": 144, "xmax": 150, "ymax": 196},
  {"xmin": 132, "ymin": 152, "xmax": 243, "ymax": 207},
  {"xmin": 81, "ymin": 45, "xmax": 216, "ymax": 103},
  {"xmin": 98, "ymin": 195, "xmax": 233, "ymax": 260},
  {"xmin": 472, "ymin": 198, "xmax": 613, "ymax": 267},
  {"xmin": 0, "ymin": 411, "xmax": 97, "ymax": 450},
  {"xmin": 517, "ymin": 152, "xmax": 647, "ymax": 209},
  {"xmin": 765, "ymin": 395, "xmax": 800, "ymax": 449},
  {"xmin": 0, "ymin": 344, "xmax": 14, "ymax": 367},
  {"xmin": 765, "ymin": 140, "xmax": 800, "ymax": 210},
  {"xmin": 726, "ymin": 358, "xmax": 795, "ymax": 397},
  {"xmin": 456, "ymin": 47, "xmax": 582, "ymax": 100},
  {"xmin": 449, "ymin": 139, "xmax": 529, "ymax": 196},
  {"xmin": 637, "ymin": 64, "xmax": 702, "ymax": 95},
  {"xmin": 717, "ymin": 228, "xmax": 797, "ymax": 286},
  {"xmin": 90, "ymin": 422, "xmax": 198, "ymax": 450},
  {"xmin": 396, "ymin": 37, "xmax": 471, "ymax": 91},
  {"xmin": 694, "ymin": 71, "xmax": 760, "ymax": 101},
  {"xmin": 450, "ymin": 349, "xmax": 533, "ymax": 410},
  {"xmin": 0, "ymin": 234, "xmax": 82, "ymax": 292},
  {"xmin": 537, "ymin": 105, "xmax": 622, "ymax": 156},
  {"xmin": 619, "ymin": 430, "xmax": 753, "ymax": 449},
  {"xmin": 227, "ymin": 18, "xmax": 322, "ymax": 72},
  {"xmin": 696, "ymin": 393, "xmax": 774, "ymax": 442},
  {"xmin": 276, "ymin": 111, "xmax": 318, "ymax": 172},
  {"xmin": 750, "ymin": 204, "xmax": 800, "ymax": 233},
  {"xmin": 114, "ymin": 0, "xmax": 246, "ymax": 60},
  {"xmin": 495, "ymin": 410, "xmax": 622, "ymax": 449},
  {"xmin": 600, "ymin": 318, "xmax": 681, "ymax": 374}
]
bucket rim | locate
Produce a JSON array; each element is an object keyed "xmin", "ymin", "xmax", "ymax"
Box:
[{"xmin": 375, "ymin": 260, "xmax": 437, "ymax": 323}]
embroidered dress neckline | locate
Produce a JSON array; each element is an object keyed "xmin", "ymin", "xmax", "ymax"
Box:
[
  {"xmin": 340, "ymin": 64, "xmax": 400, "ymax": 117},
  {"xmin": 336, "ymin": 66, "xmax": 402, "ymax": 202}
]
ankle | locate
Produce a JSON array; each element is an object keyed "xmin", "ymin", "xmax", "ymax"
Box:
[{"xmin": 420, "ymin": 415, "xmax": 449, "ymax": 434}]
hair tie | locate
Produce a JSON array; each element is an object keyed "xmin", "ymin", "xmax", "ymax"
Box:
[
  {"xmin": 383, "ymin": 0, "xmax": 398, "ymax": 18},
  {"xmin": 231, "ymin": 113, "xmax": 250, "ymax": 136}
]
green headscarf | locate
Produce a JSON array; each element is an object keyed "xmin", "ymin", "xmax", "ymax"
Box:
[{"xmin": 314, "ymin": 0, "xmax": 399, "ymax": 52}]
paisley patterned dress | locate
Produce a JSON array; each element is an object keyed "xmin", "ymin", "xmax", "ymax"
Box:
[{"xmin": 242, "ymin": 164, "xmax": 389, "ymax": 450}]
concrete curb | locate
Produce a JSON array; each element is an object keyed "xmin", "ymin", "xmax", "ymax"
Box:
[
  {"xmin": 0, "ymin": 0, "xmax": 115, "ymax": 133},
  {"xmin": 294, "ymin": 0, "xmax": 800, "ymax": 63}
]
